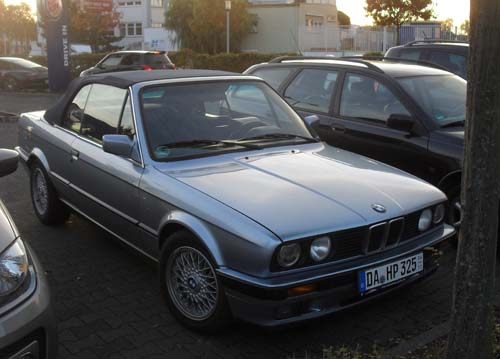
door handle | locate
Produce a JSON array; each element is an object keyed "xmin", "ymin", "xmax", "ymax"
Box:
[
  {"xmin": 331, "ymin": 125, "xmax": 346, "ymax": 132},
  {"xmin": 71, "ymin": 149, "xmax": 80, "ymax": 161}
]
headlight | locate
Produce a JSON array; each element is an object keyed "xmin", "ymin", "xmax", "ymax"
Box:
[
  {"xmin": 277, "ymin": 243, "xmax": 301, "ymax": 268},
  {"xmin": 310, "ymin": 236, "xmax": 332, "ymax": 262},
  {"xmin": 418, "ymin": 209, "xmax": 433, "ymax": 232},
  {"xmin": 0, "ymin": 239, "xmax": 29, "ymax": 296},
  {"xmin": 433, "ymin": 204, "xmax": 445, "ymax": 224}
]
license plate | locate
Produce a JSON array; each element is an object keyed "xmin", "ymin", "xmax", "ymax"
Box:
[{"xmin": 358, "ymin": 253, "xmax": 423, "ymax": 294}]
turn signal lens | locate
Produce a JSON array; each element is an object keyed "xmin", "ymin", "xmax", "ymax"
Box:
[{"xmin": 288, "ymin": 284, "xmax": 317, "ymax": 297}]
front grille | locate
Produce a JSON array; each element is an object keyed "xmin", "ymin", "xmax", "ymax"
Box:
[{"xmin": 401, "ymin": 211, "xmax": 421, "ymax": 241}]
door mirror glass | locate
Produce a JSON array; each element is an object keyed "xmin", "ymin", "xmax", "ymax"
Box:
[
  {"xmin": 0, "ymin": 149, "xmax": 19, "ymax": 177},
  {"xmin": 304, "ymin": 114, "xmax": 320, "ymax": 128},
  {"xmin": 103, "ymin": 135, "xmax": 134, "ymax": 157},
  {"xmin": 387, "ymin": 114, "xmax": 414, "ymax": 132}
]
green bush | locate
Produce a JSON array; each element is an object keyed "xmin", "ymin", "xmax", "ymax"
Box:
[
  {"xmin": 27, "ymin": 50, "xmax": 295, "ymax": 78},
  {"xmin": 363, "ymin": 51, "xmax": 384, "ymax": 58}
]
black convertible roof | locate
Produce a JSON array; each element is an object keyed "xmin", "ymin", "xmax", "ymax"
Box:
[{"xmin": 45, "ymin": 70, "xmax": 241, "ymax": 125}]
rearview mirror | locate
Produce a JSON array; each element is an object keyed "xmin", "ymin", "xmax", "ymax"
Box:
[
  {"xmin": 0, "ymin": 149, "xmax": 19, "ymax": 177},
  {"xmin": 304, "ymin": 114, "xmax": 320, "ymax": 128},
  {"xmin": 103, "ymin": 135, "xmax": 133, "ymax": 157},
  {"xmin": 387, "ymin": 114, "xmax": 414, "ymax": 133}
]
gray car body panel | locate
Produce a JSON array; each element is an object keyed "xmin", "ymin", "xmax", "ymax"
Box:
[{"xmin": 16, "ymin": 74, "xmax": 449, "ymax": 285}]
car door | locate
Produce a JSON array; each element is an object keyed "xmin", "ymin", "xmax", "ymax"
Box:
[
  {"xmin": 281, "ymin": 67, "xmax": 342, "ymax": 143},
  {"xmin": 328, "ymin": 72, "xmax": 431, "ymax": 180},
  {"xmin": 67, "ymin": 84, "xmax": 144, "ymax": 249}
]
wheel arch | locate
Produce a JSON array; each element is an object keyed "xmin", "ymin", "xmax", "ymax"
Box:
[
  {"xmin": 26, "ymin": 148, "xmax": 51, "ymax": 173},
  {"xmin": 437, "ymin": 170, "xmax": 462, "ymax": 196},
  {"xmin": 158, "ymin": 211, "xmax": 225, "ymax": 267}
]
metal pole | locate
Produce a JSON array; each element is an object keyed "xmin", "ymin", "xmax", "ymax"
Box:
[{"xmin": 226, "ymin": 10, "xmax": 230, "ymax": 53}]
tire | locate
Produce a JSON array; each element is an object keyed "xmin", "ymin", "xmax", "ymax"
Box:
[
  {"xmin": 5, "ymin": 77, "xmax": 18, "ymax": 91},
  {"xmin": 30, "ymin": 161, "xmax": 70, "ymax": 225},
  {"xmin": 159, "ymin": 231, "xmax": 232, "ymax": 332}
]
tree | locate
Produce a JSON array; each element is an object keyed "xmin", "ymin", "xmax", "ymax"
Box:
[
  {"xmin": 442, "ymin": 18, "xmax": 454, "ymax": 32},
  {"xmin": 338, "ymin": 11, "xmax": 351, "ymax": 26},
  {"xmin": 460, "ymin": 19, "xmax": 470, "ymax": 35},
  {"xmin": 365, "ymin": 0, "xmax": 434, "ymax": 44},
  {"xmin": 165, "ymin": 0, "xmax": 253, "ymax": 54},
  {"xmin": 0, "ymin": 1, "xmax": 36, "ymax": 55},
  {"xmin": 446, "ymin": 0, "xmax": 500, "ymax": 358}
]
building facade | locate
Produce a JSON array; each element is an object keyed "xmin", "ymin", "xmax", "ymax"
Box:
[{"xmin": 242, "ymin": 0, "xmax": 340, "ymax": 53}]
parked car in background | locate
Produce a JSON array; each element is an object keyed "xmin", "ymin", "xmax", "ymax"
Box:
[
  {"xmin": 0, "ymin": 149, "xmax": 57, "ymax": 358},
  {"xmin": 17, "ymin": 70, "xmax": 454, "ymax": 330},
  {"xmin": 245, "ymin": 57, "xmax": 466, "ymax": 227},
  {"xmin": 385, "ymin": 40, "xmax": 469, "ymax": 79},
  {"xmin": 79, "ymin": 50, "xmax": 176, "ymax": 77},
  {"xmin": 0, "ymin": 57, "xmax": 48, "ymax": 91}
]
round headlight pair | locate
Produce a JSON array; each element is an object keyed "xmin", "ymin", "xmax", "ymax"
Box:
[
  {"xmin": 0, "ymin": 239, "xmax": 29, "ymax": 296},
  {"xmin": 418, "ymin": 204, "xmax": 446, "ymax": 232},
  {"xmin": 277, "ymin": 237, "xmax": 332, "ymax": 268}
]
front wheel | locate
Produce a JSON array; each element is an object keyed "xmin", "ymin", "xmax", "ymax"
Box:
[
  {"xmin": 4, "ymin": 77, "xmax": 18, "ymax": 91},
  {"xmin": 30, "ymin": 162, "xmax": 70, "ymax": 225},
  {"xmin": 160, "ymin": 231, "xmax": 232, "ymax": 332}
]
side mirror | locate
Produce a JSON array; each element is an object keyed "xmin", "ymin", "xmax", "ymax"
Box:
[
  {"xmin": 103, "ymin": 135, "xmax": 133, "ymax": 157},
  {"xmin": 0, "ymin": 149, "xmax": 19, "ymax": 177},
  {"xmin": 304, "ymin": 114, "xmax": 320, "ymax": 128},
  {"xmin": 387, "ymin": 114, "xmax": 414, "ymax": 133}
]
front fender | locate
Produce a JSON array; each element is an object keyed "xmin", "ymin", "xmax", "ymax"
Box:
[{"xmin": 16, "ymin": 146, "xmax": 50, "ymax": 173}]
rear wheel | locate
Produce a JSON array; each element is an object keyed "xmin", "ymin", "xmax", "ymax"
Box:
[
  {"xmin": 30, "ymin": 162, "xmax": 70, "ymax": 225},
  {"xmin": 160, "ymin": 231, "xmax": 232, "ymax": 332}
]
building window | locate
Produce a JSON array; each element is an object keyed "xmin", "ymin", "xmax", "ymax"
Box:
[
  {"xmin": 151, "ymin": 0, "xmax": 163, "ymax": 7},
  {"xmin": 152, "ymin": 23, "xmax": 163, "ymax": 28},
  {"xmin": 118, "ymin": 0, "xmax": 141, "ymax": 6},
  {"xmin": 305, "ymin": 0, "xmax": 335, "ymax": 4},
  {"xmin": 120, "ymin": 23, "xmax": 143, "ymax": 37},
  {"xmin": 306, "ymin": 15, "xmax": 324, "ymax": 32}
]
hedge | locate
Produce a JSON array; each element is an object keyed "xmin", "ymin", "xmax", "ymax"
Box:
[{"xmin": 28, "ymin": 49, "xmax": 295, "ymax": 78}]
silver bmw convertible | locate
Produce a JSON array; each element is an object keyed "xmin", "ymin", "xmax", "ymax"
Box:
[{"xmin": 16, "ymin": 70, "xmax": 455, "ymax": 330}]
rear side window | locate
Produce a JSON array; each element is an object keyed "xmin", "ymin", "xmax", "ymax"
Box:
[
  {"xmin": 284, "ymin": 68, "xmax": 338, "ymax": 113},
  {"xmin": 144, "ymin": 54, "xmax": 173, "ymax": 69},
  {"xmin": 120, "ymin": 54, "xmax": 141, "ymax": 66},
  {"xmin": 64, "ymin": 85, "xmax": 91, "ymax": 133},
  {"xmin": 428, "ymin": 51, "xmax": 467, "ymax": 78},
  {"xmin": 81, "ymin": 84, "xmax": 127, "ymax": 143},
  {"xmin": 396, "ymin": 49, "xmax": 422, "ymax": 60},
  {"xmin": 251, "ymin": 67, "xmax": 294, "ymax": 90},
  {"xmin": 100, "ymin": 54, "xmax": 123, "ymax": 69},
  {"xmin": 340, "ymin": 73, "xmax": 410, "ymax": 123}
]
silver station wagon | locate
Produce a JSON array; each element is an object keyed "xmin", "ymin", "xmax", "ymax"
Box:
[{"xmin": 16, "ymin": 70, "xmax": 455, "ymax": 330}]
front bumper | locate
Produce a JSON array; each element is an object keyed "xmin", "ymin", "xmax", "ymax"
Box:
[
  {"xmin": 0, "ymin": 245, "xmax": 57, "ymax": 358},
  {"xmin": 219, "ymin": 224, "xmax": 455, "ymax": 326}
]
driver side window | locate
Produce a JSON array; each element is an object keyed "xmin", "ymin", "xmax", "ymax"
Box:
[{"xmin": 339, "ymin": 73, "xmax": 410, "ymax": 123}]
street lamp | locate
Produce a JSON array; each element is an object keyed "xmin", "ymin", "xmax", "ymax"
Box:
[{"xmin": 225, "ymin": 0, "xmax": 231, "ymax": 53}]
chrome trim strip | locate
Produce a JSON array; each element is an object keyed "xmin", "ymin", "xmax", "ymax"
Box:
[
  {"xmin": 50, "ymin": 171, "xmax": 70, "ymax": 185},
  {"xmin": 0, "ymin": 267, "xmax": 37, "ymax": 317},
  {"xmin": 68, "ymin": 183, "xmax": 139, "ymax": 225},
  {"xmin": 60, "ymin": 198, "xmax": 158, "ymax": 262},
  {"xmin": 138, "ymin": 223, "xmax": 159, "ymax": 237}
]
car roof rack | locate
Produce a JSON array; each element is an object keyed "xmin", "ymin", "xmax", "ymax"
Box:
[
  {"xmin": 268, "ymin": 56, "xmax": 384, "ymax": 73},
  {"xmin": 404, "ymin": 39, "xmax": 469, "ymax": 47},
  {"xmin": 341, "ymin": 56, "xmax": 449, "ymax": 72}
]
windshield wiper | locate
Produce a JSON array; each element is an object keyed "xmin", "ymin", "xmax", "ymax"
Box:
[
  {"xmin": 239, "ymin": 133, "xmax": 319, "ymax": 143},
  {"xmin": 156, "ymin": 139, "xmax": 261, "ymax": 150},
  {"xmin": 441, "ymin": 120, "xmax": 465, "ymax": 128}
]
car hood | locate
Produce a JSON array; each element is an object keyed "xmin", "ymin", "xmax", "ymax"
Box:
[
  {"xmin": 159, "ymin": 144, "xmax": 446, "ymax": 241},
  {"xmin": 0, "ymin": 200, "xmax": 18, "ymax": 254}
]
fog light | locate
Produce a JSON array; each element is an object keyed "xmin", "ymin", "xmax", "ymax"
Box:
[
  {"xmin": 277, "ymin": 243, "xmax": 301, "ymax": 268},
  {"xmin": 288, "ymin": 284, "xmax": 317, "ymax": 297},
  {"xmin": 418, "ymin": 209, "xmax": 433, "ymax": 232},
  {"xmin": 310, "ymin": 236, "xmax": 332, "ymax": 262},
  {"xmin": 433, "ymin": 204, "xmax": 445, "ymax": 224}
]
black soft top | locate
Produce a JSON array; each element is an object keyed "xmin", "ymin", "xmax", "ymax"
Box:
[{"xmin": 45, "ymin": 69, "xmax": 240, "ymax": 125}]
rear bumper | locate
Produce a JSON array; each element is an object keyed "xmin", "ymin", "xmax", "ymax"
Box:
[
  {"xmin": 220, "ymin": 224, "xmax": 454, "ymax": 327},
  {"xmin": 0, "ymin": 245, "xmax": 57, "ymax": 358}
]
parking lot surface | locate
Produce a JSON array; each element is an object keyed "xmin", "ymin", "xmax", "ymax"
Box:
[{"xmin": 1, "ymin": 93, "xmax": 499, "ymax": 359}]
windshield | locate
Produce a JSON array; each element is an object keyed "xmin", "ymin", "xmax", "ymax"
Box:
[
  {"xmin": 397, "ymin": 75, "xmax": 466, "ymax": 127},
  {"xmin": 140, "ymin": 81, "xmax": 314, "ymax": 160}
]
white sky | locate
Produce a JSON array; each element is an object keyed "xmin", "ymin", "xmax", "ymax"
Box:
[
  {"xmin": 7, "ymin": 0, "xmax": 471, "ymax": 27},
  {"xmin": 337, "ymin": 0, "xmax": 470, "ymax": 27}
]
